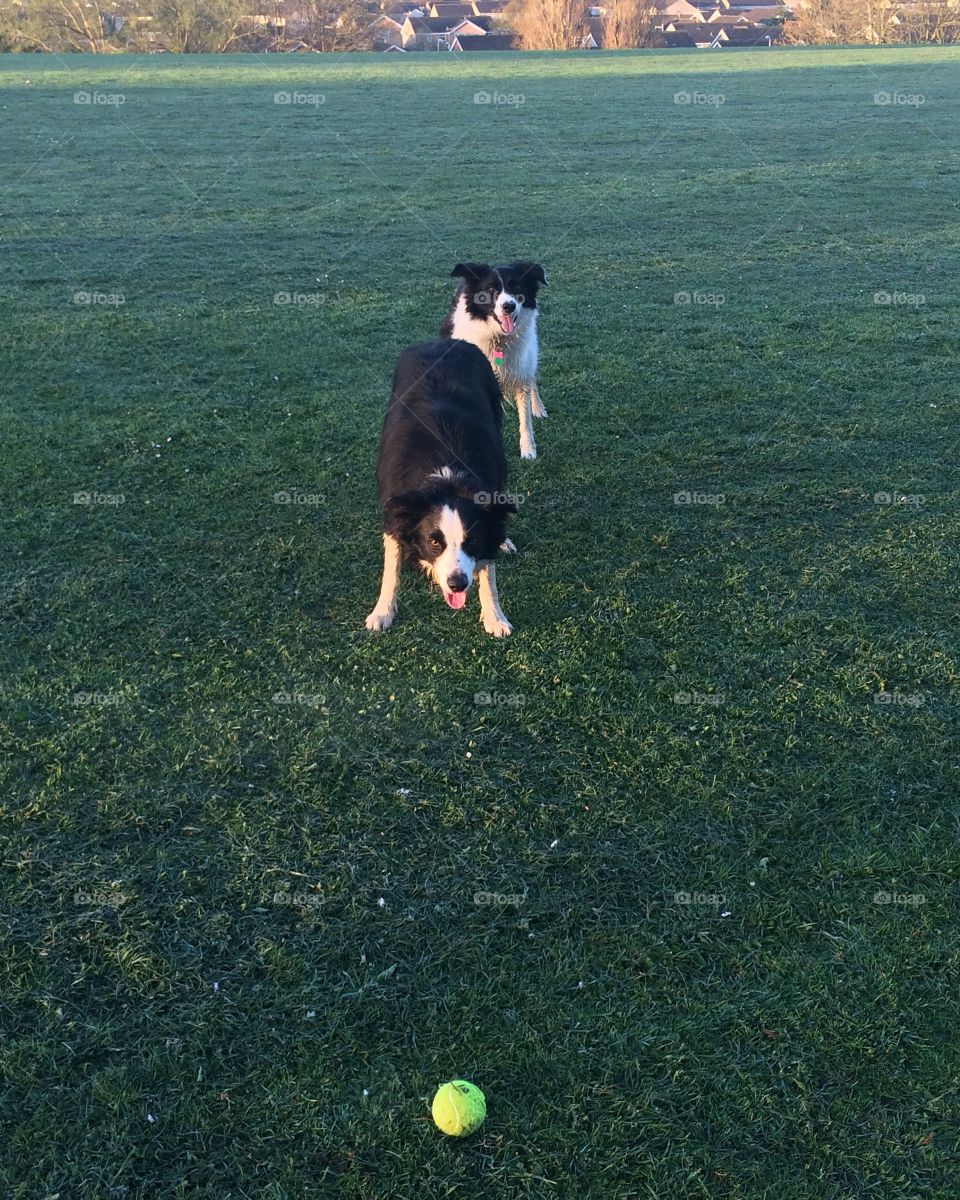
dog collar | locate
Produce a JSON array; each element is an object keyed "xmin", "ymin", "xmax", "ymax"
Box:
[{"xmin": 493, "ymin": 347, "xmax": 504, "ymax": 370}]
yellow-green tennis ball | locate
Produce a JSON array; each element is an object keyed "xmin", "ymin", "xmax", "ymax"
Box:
[{"xmin": 431, "ymin": 1080, "xmax": 486, "ymax": 1136}]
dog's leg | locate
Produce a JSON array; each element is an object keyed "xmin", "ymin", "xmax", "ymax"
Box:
[
  {"xmin": 477, "ymin": 561, "xmax": 512, "ymax": 637},
  {"xmin": 516, "ymin": 387, "xmax": 536, "ymax": 461},
  {"xmin": 365, "ymin": 534, "xmax": 401, "ymax": 631},
  {"xmin": 530, "ymin": 380, "xmax": 547, "ymax": 419}
]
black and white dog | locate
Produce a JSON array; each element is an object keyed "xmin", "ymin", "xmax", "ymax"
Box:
[
  {"xmin": 440, "ymin": 260, "xmax": 548, "ymax": 461},
  {"xmin": 365, "ymin": 340, "xmax": 516, "ymax": 638}
]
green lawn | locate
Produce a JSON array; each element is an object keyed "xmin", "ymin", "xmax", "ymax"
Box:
[{"xmin": 2, "ymin": 44, "xmax": 959, "ymax": 1199}]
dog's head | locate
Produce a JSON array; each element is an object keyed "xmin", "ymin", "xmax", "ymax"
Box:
[
  {"xmin": 451, "ymin": 260, "xmax": 547, "ymax": 337},
  {"xmin": 384, "ymin": 476, "xmax": 515, "ymax": 610}
]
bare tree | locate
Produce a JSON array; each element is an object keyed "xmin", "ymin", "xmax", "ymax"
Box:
[
  {"xmin": 602, "ymin": 0, "xmax": 655, "ymax": 47},
  {"xmin": 154, "ymin": 0, "xmax": 245, "ymax": 51},
  {"xmin": 297, "ymin": 0, "xmax": 372, "ymax": 49},
  {"xmin": 508, "ymin": 0, "xmax": 587, "ymax": 49},
  {"xmin": 896, "ymin": 0, "xmax": 960, "ymax": 43},
  {"xmin": 57, "ymin": 0, "xmax": 112, "ymax": 49},
  {"xmin": 0, "ymin": 0, "xmax": 60, "ymax": 49}
]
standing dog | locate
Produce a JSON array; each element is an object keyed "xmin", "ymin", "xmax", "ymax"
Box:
[
  {"xmin": 365, "ymin": 340, "xmax": 516, "ymax": 637},
  {"xmin": 440, "ymin": 260, "xmax": 548, "ymax": 461}
]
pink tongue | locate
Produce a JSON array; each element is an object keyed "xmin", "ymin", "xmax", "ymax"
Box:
[
  {"xmin": 445, "ymin": 591, "xmax": 467, "ymax": 610},
  {"xmin": 500, "ymin": 312, "xmax": 514, "ymax": 334}
]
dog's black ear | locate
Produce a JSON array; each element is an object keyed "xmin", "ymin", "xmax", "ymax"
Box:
[
  {"xmin": 383, "ymin": 490, "xmax": 426, "ymax": 538},
  {"xmin": 515, "ymin": 261, "xmax": 547, "ymax": 286},
  {"xmin": 451, "ymin": 262, "xmax": 491, "ymax": 282}
]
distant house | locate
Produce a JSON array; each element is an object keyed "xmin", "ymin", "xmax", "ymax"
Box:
[
  {"xmin": 370, "ymin": 13, "xmax": 405, "ymax": 45},
  {"xmin": 662, "ymin": 18, "xmax": 724, "ymax": 42},
  {"xmin": 653, "ymin": 0, "xmax": 706, "ymax": 22},
  {"xmin": 662, "ymin": 14, "xmax": 775, "ymax": 43},
  {"xmin": 586, "ymin": 13, "xmax": 605, "ymax": 44},
  {"xmin": 428, "ymin": 1, "xmax": 476, "ymax": 18},
  {"xmin": 726, "ymin": 3, "xmax": 783, "ymax": 18},
  {"xmin": 471, "ymin": 0, "xmax": 508, "ymax": 13},
  {"xmin": 402, "ymin": 13, "xmax": 455, "ymax": 45},
  {"xmin": 450, "ymin": 31, "xmax": 519, "ymax": 47},
  {"xmin": 445, "ymin": 14, "xmax": 492, "ymax": 39}
]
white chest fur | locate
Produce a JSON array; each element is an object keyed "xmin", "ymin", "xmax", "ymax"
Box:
[{"xmin": 449, "ymin": 296, "xmax": 539, "ymax": 389}]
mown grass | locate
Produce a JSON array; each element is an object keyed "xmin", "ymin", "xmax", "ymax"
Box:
[{"xmin": 2, "ymin": 45, "xmax": 959, "ymax": 1199}]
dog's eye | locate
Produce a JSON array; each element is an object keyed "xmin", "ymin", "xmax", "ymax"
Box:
[{"xmin": 428, "ymin": 533, "xmax": 443, "ymax": 550}]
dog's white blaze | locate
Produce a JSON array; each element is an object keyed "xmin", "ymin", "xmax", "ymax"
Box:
[
  {"xmin": 495, "ymin": 292, "xmax": 520, "ymax": 326},
  {"xmin": 433, "ymin": 505, "xmax": 475, "ymax": 590}
]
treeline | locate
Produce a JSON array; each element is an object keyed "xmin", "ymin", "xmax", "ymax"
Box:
[
  {"xmin": 781, "ymin": 0, "xmax": 960, "ymax": 43},
  {"xmin": 0, "ymin": 0, "xmax": 375, "ymax": 51},
  {"xmin": 508, "ymin": 0, "xmax": 960, "ymax": 48},
  {"xmin": 1, "ymin": 0, "xmax": 958, "ymax": 52}
]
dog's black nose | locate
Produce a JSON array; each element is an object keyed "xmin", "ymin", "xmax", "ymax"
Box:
[
  {"xmin": 447, "ymin": 572, "xmax": 468, "ymax": 593},
  {"xmin": 501, "ymin": 299, "xmax": 516, "ymax": 314}
]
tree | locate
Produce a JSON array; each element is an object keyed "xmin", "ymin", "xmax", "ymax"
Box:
[
  {"xmin": 154, "ymin": 0, "xmax": 245, "ymax": 51},
  {"xmin": 0, "ymin": 0, "xmax": 60, "ymax": 49},
  {"xmin": 507, "ymin": 0, "xmax": 587, "ymax": 49},
  {"xmin": 601, "ymin": 0, "xmax": 655, "ymax": 47},
  {"xmin": 896, "ymin": 0, "xmax": 960, "ymax": 43},
  {"xmin": 782, "ymin": 0, "xmax": 905, "ymax": 44},
  {"xmin": 297, "ymin": 0, "xmax": 372, "ymax": 51},
  {"xmin": 3, "ymin": 0, "xmax": 125, "ymax": 50}
]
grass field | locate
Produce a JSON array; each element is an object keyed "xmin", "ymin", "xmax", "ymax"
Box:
[{"xmin": 3, "ymin": 43, "xmax": 960, "ymax": 1198}]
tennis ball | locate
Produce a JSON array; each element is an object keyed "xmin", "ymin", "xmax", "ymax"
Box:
[{"xmin": 431, "ymin": 1080, "xmax": 486, "ymax": 1136}]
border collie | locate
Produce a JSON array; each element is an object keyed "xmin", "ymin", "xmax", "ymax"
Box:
[
  {"xmin": 365, "ymin": 340, "xmax": 516, "ymax": 637},
  {"xmin": 440, "ymin": 260, "xmax": 548, "ymax": 461}
]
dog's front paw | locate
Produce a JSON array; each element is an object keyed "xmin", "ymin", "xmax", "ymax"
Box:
[
  {"xmin": 532, "ymin": 400, "xmax": 548, "ymax": 419},
  {"xmin": 520, "ymin": 445, "xmax": 537, "ymax": 461},
  {"xmin": 365, "ymin": 610, "xmax": 395, "ymax": 632},
  {"xmin": 500, "ymin": 538, "xmax": 517, "ymax": 554},
  {"xmin": 482, "ymin": 613, "xmax": 513, "ymax": 638}
]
